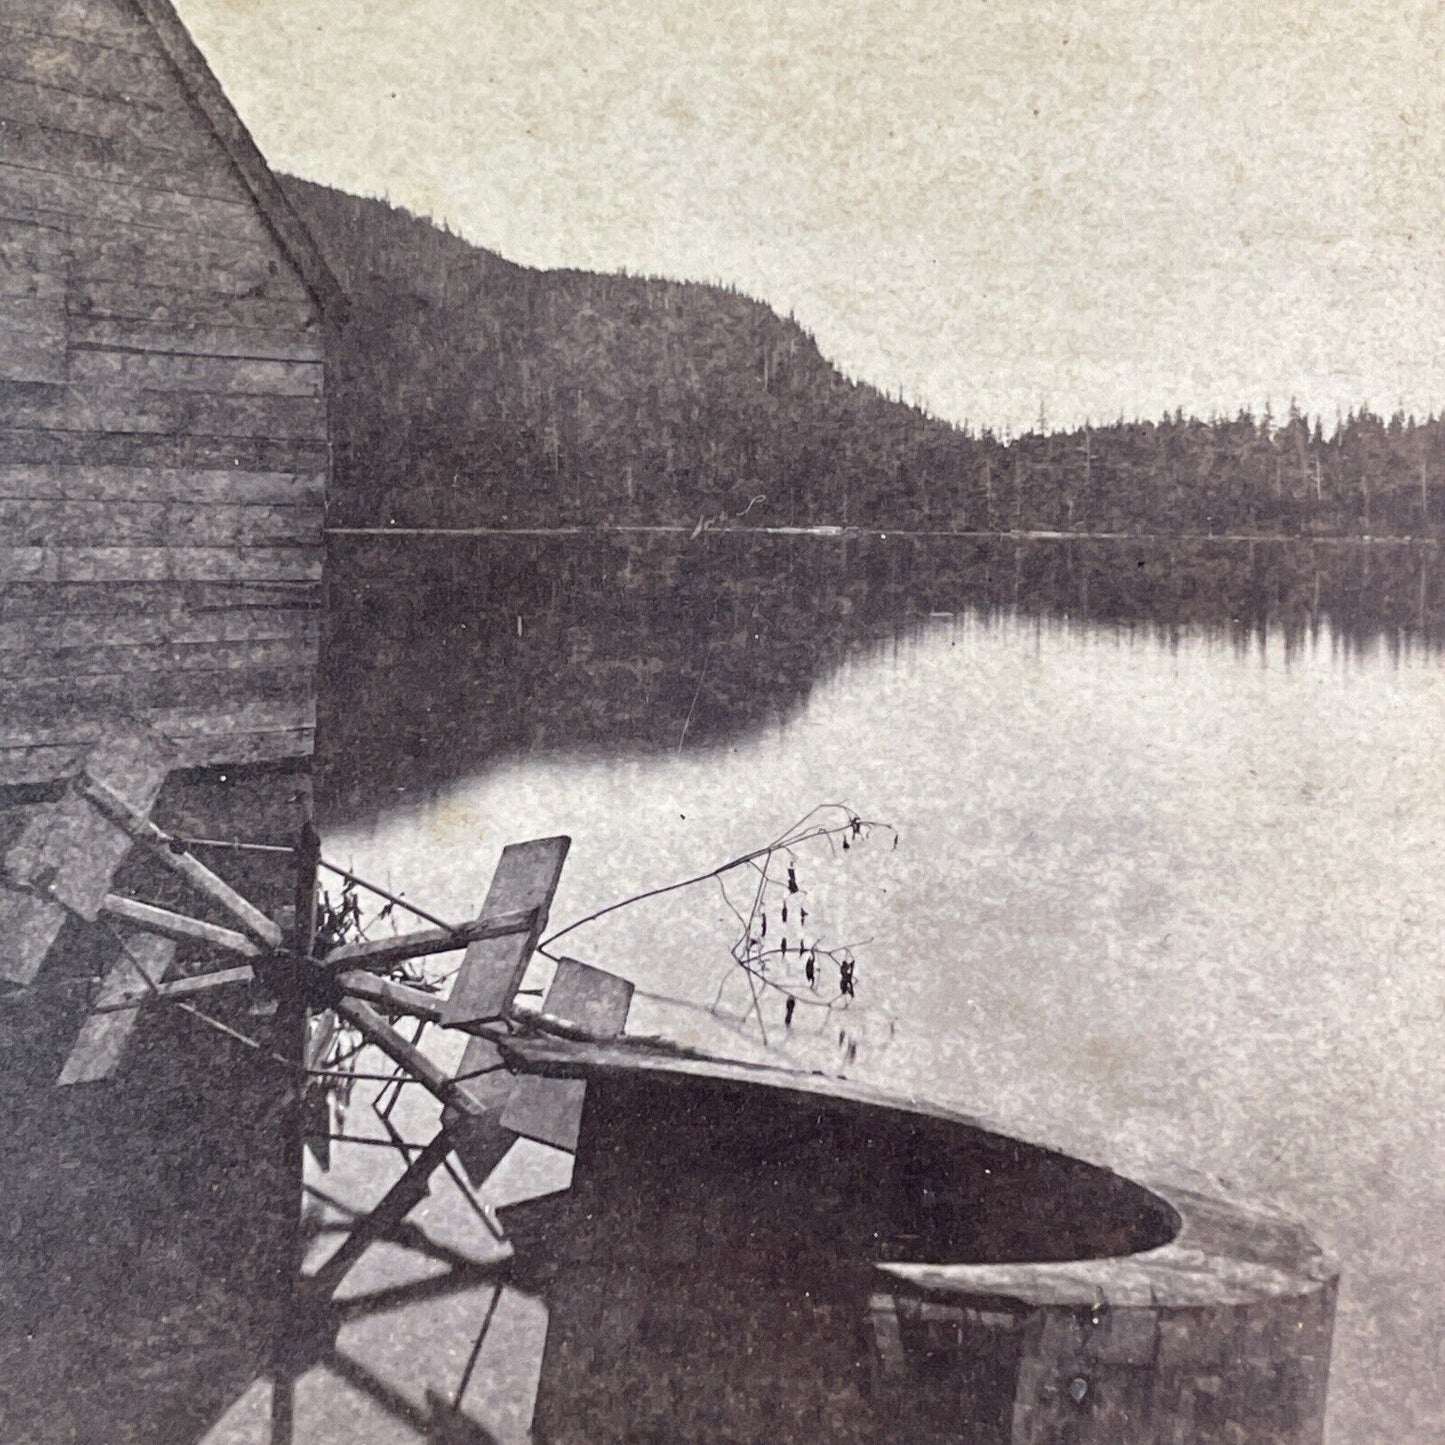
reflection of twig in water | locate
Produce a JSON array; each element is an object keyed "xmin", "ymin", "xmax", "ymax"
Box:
[
  {"xmin": 737, "ymin": 834, "xmax": 773, "ymax": 1044},
  {"xmin": 540, "ymin": 803, "xmax": 898, "ymax": 1063},
  {"xmin": 540, "ymin": 804, "xmax": 894, "ymax": 953}
]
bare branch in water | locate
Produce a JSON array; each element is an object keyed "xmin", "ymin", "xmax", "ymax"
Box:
[{"xmin": 537, "ymin": 803, "xmax": 898, "ymax": 1062}]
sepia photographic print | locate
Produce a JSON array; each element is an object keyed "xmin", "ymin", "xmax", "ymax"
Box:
[{"xmin": 0, "ymin": 1, "xmax": 1440, "ymax": 1441}]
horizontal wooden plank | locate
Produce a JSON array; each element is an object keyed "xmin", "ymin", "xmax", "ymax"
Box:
[
  {"xmin": 0, "ymin": 301, "xmax": 66, "ymax": 383},
  {"xmin": 67, "ymin": 227, "xmax": 309, "ymax": 300},
  {"xmin": 0, "ymin": 381, "xmax": 64, "ymax": 428},
  {"xmin": 0, "ymin": 692, "xmax": 315, "ymax": 750},
  {"xmin": 5, "ymin": 0, "xmax": 155, "ymax": 56},
  {"xmin": 0, "ymin": 545, "xmax": 323, "ymax": 584},
  {"xmin": 69, "ymin": 350, "xmax": 324, "ymax": 398},
  {"xmin": 0, "ymin": 160, "xmax": 268, "ymax": 244},
  {"xmin": 0, "ymin": 427, "xmax": 328, "ymax": 473},
  {"xmin": 69, "ymin": 277, "xmax": 319, "ymax": 332},
  {"xmin": 0, "ymin": 726, "xmax": 314, "ymax": 785},
  {"xmin": 156, "ymin": 701, "xmax": 316, "ymax": 747},
  {"xmin": 0, "ymin": 114, "xmax": 238, "ymax": 198},
  {"xmin": 70, "ymin": 316, "xmax": 324, "ymax": 363},
  {"xmin": 442, "ymin": 837, "xmax": 572, "ymax": 1027},
  {"xmin": 0, "ymin": 578, "xmax": 321, "ymax": 620},
  {"xmin": 67, "ymin": 262, "xmax": 309, "ymax": 314},
  {"xmin": 0, "ymin": 382, "xmax": 329, "ymax": 440},
  {"xmin": 1, "ymin": 295, "xmax": 66, "ymax": 335},
  {"xmin": 0, "ymin": 463, "xmax": 326, "ymax": 506},
  {"xmin": 0, "ymin": 216, "xmax": 67, "ymax": 265},
  {"xmin": 0, "ymin": 76, "xmax": 219, "ymax": 157},
  {"xmin": 55, "ymin": 932, "xmax": 176, "ymax": 1085},
  {"xmin": 1, "ymin": 661, "xmax": 315, "ymax": 718},
  {"xmin": 0, "ymin": 499, "xmax": 323, "ymax": 548},
  {"xmin": 0, "ymin": 607, "xmax": 320, "ymax": 654},
  {"xmin": 65, "ymin": 388, "xmax": 328, "ymax": 441},
  {"xmin": 0, "ymin": 258, "xmax": 66, "ymax": 303},
  {"xmin": 0, "ymin": 336, "xmax": 65, "ymax": 386},
  {"xmin": 0, "ymin": 635, "xmax": 317, "ymax": 682},
  {"xmin": 0, "ymin": 26, "xmax": 181, "ymax": 110},
  {"xmin": 171, "ymin": 725, "xmax": 313, "ymax": 768}
]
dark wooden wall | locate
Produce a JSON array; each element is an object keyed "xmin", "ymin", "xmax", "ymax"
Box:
[{"xmin": 0, "ymin": 0, "xmax": 329, "ymax": 785}]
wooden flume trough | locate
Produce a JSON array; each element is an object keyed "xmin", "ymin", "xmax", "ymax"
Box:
[{"xmin": 0, "ymin": 727, "xmax": 1337, "ymax": 1444}]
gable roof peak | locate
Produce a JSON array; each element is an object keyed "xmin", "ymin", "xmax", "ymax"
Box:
[{"xmin": 132, "ymin": 0, "xmax": 349, "ymax": 322}]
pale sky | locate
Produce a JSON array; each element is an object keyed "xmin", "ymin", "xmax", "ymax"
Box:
[{"xmin": 178, "ymin": 0, "xmax": 1445, "ymax": 433}]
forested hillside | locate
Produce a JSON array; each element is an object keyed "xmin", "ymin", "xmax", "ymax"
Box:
[{"xmin": 288, "ymin": 180, "xmax": 1445, "ymax": 537}]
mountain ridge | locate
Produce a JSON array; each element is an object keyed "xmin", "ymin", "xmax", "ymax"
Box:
[{"xmin": 286, "ymin": 179, "xmax": 1445, "ymax": 538}]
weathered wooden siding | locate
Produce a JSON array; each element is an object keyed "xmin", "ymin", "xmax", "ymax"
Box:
[{"xmin": 0, "ymin": 0, "xmax": 332, "ymax": 785}]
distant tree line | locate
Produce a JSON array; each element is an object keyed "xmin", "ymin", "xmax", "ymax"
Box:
[{"xmin": 289, "ymin": 180, "xmax": 1445, "ymax": 538}]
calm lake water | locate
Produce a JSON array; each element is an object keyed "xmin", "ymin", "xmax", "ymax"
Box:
[{"xmin": 226, "ymin": 533, "xmax": 1444, "ymax": 1444}]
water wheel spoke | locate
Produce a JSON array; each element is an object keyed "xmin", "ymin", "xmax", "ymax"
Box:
[{"xmin": 75, "ymin": 770, "xmax": 284, "ymax": 947}]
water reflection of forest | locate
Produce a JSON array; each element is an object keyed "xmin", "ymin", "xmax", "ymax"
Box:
[{"xmin": 319, "ymin": 535, "xmax": 1445, "ymax": 818}]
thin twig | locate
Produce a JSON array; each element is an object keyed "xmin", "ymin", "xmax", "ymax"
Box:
[
  {"xmin": 540, "ymin": 806, "xmax": 891, "ymax": 952},
  {"xmin": 319, "ymin": 859, "xmax": 458, "ymax": 934}
]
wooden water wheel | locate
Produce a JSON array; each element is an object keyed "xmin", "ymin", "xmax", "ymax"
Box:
[{"xmin": 0, "ymin": 724, "xmax": 637, "ymax": 1440}]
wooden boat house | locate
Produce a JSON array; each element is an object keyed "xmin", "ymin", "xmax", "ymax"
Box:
[
  {"xmin": 0, "ymin": 10, "xmax": 346, "ymax": 1428},
  {"xmin": 0, "ymin": 0, "xmax": 346, "ymax": 789}
]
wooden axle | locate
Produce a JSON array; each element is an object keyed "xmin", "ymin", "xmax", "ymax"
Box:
[{"xmin": 49, "ymin": 822, "xmax": 577, "ymax": 1121}]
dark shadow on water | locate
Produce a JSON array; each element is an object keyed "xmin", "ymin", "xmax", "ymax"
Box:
[{"xmin": 319, "ymin": 532, "xmax": 1445, "ymax": 824}]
